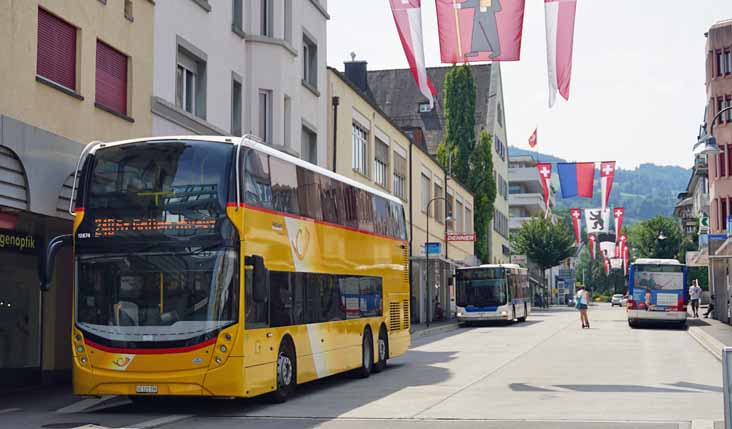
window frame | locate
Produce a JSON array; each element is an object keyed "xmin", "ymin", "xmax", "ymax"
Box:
[
  {"xmin": 302, "ymin": 33, "xmax": 318, "ymax": 90},
  {"xmin": 373, "ymin": 138, "xmax": 389, "ymax": 189},
  {"xmin": 260, "ymin": 0, "xmax": 274, "ymax": 37},
  {"xmin": 433, "ymin": 182, "xmax": 444, "ymax": 223},
  {"xmin": 175, "ymin": 41, "xmax": 207, "ymax": 119},
  {"xmin": 301, "ymin": 125, "xmax": 317, "ymax": 165},
  {"xmin": 718, "ymin": 50, "xmax": 724, "ymax": 77},
  {"xmin": 95, "ymin": 39, "xmax": 129, "ymax": 117},
  {"xmin": 36, "ymin": 7, "xmax": 78, "ymax": 93},
  {"xmin": 231, "ymin": 74, "xmax": 242, "ymax": 136},
  {"xmin": 352, "ymin": 123, "xmax": 369, "ymax": 176},
  {"xmin": 420, "ymin": 173, "xmax": 431, "ymax": 215},
  {"xmin": 258, "ymin": 89, "xmax": 273, "ymax": 144},
  {"xmin": 392, "ymin": 150, "xmax": 407, "ymax": 201}
]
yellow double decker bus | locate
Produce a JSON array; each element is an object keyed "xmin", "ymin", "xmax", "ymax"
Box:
[{"xmin": 41, "ymin": 136, "xmax": 410, "ymax": 401}]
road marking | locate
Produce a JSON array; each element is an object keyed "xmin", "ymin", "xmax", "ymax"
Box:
[
  {"xmin": 56, "ymin": 396, "xmax": 125, "ymax": 414},
  {"xmin": 0, "ymin": 408, "xmax": 21, "ymax": 414},
  {"xmin": 691, "ymin": 420, "xmax": 715, "ymax": 429},
  {"xmin": 132, "ymin": 414, "xmax": 194, "ymax": 429}
]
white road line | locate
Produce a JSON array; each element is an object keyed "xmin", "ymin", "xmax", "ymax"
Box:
[
  {"xmin": 56, "ymin": 396, "xmax": 124, "ymax": 414},
  {"xmin": 0, "ymin": 408, "xmax": 22, "ymax": 414},
  {"xmin": 690, "ymin": 420, "xmax": 715, "ymax": 429},
  {"xmin": 132, "ymin": 414, "xmax": 194, "ymax": 429}
]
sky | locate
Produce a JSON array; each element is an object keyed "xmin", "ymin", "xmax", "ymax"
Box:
[{"xmin": 327, "ymin": 0, "xmax": 732, "ymax": 169}]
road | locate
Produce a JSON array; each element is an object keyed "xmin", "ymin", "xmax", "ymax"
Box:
[{"xmin": 2, "ymin": 305, "xmax": 725, "ymax": 429}]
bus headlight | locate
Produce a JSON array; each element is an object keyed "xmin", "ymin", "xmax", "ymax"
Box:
[
  {"xmin": 500, "ymin": 311, "xmax": 508, "ymax": 316},
  {"xmin": 76, "ymin": 346, "xmax": 84, "ymax": 354},
  {"xmin": 215, "ymin": 356, "xmax": 222, "ymax": 364},
  {"xmin": 219, "ymin": 345, "xmax": 227, "ymax": 353},
  {"xmin": 80, "ymin": 357, "xmax": 87, "ymax": 365}
]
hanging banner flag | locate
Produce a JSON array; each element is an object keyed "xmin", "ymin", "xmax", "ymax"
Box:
[
  {"xmin": 569, "ymin": 208, "xmax": 582, "ymax": 245},
  {"xmin": 435, "ymin": 0, "xmax": 526, "ymax": 63},
  {"xmin": 588, "ymin": 234, "xmax": 596, "ymax": 259},
  {"xmin": 599, "ymin": 241, "xmax": 616, "ymax": 259},
  {"xmin": 390, "ymin": 0, "xmax": 437, "ymax": 108},
  {"xmin": 623, "ymin": 245, "xmax": 629, "ymax": 276},
  {"xmin": 557, "ymin": 162, "xmax": 595, "ymax": 198},
  {"xmin": 610, "ymin": 258, "xmax": 623, "ymax": 270},
  {"xmin": 584, "ymin": 208, "xmax": 609, "ymax": 233},
  {"xmin": 603, "ymin": 255, "xmax": 610, "ymax": 275},
  {"xmin": 617, "ymin": 233, "xmax": 627, "ymax": 258},
  {"xmin": 613, "ymin": 207, "xmax": 624, "ymax": 238},
  {"xmin": 537, "ymin": 162, "xmax": 552, "ymax": 213},
  {"xmin": 528, "ymin": 128, "xmax": 538, "ymax": 148},
  {"xmin": 600, "ymin": 161, "xmax": 616, "ymax": 212},
  {"xmin": 545, "ymin": 0, "xmax": 577, "ymax": 107}
]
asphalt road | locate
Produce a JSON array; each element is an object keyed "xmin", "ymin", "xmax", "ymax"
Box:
[{"xmin": 2, "ymin": 305, "xmax": 725, "ymax": 429}]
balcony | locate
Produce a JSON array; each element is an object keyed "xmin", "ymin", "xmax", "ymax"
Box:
[
  {"xmin": 510, "ymin": 216, "xmax": 532, "ymax": 231},
  {"xmin": 509, "ymin": 167, "xmax": 541, "ymax": 184},
  {"xmin": 509, "ymin": 193, "xmax": 546, "ymax": 214}
]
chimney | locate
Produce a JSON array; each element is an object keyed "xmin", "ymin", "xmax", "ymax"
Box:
[{"xmin": 344, "ymin": 52, "xmax": 369, "ymax": 94}]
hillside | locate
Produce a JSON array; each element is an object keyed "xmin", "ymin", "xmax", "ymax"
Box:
[{"xmin": 509, "ymin": 147, "xmax": 691, "ymax": 225}]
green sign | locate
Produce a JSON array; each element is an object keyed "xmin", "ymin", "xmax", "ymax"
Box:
[{"xmin": 0, "ymin": 229, "xmax": 39, "ymax": 255}]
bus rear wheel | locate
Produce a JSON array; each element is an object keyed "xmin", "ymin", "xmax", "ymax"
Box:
[
  {"xmin": 373, "ymin": 327, "xmax": 388, "ymax": 373},
  {"xmin": 356, "ymin": 328, "xmax": 373, "ymax": 379},
  {"xmin": 271, "ymin": 339, "xmax": 296, "ymax": 403}
]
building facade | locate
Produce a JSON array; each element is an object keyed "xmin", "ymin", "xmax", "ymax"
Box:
[
  {"xmin": 367, "ymin": 64, "xmax": 511, "ymax": 264},
  {"xmin": 706, "ymin": 20, "xmax": 732, "ymax": 323},
  {"xmin": 152, "ymin": 0, "xmax": 329, "ymax": 167},
  {"xmin": 0, "ymin": 0, "xmax": 155, "ymax": 387},
  {"xmin": 327, "ymin": 66, "xmax": 476, "ymax": 325},
  {"xmin": 508, "ymin": 155, "xmax": 555, "ymax": 236}
]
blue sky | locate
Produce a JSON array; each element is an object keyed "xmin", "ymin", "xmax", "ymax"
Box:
[{"xmin": 327, "ymin": 1, "xmax": 732, "ymax": 169}]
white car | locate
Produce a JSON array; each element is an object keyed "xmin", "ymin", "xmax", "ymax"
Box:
[{"xmin": 611, "ymin": 294, "xmax": 624, "ymax": 307}]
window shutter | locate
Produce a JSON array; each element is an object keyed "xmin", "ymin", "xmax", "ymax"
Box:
[
  {"xmin": 37, "ymin": 8, "xmax": 76, "ymax": 90},
  {"xmin": 96, "ymin": 41, "xmax": 128, "ymax": 115},
  {"xmin": 393, "ymin": 152, "xmax": 406, "ymax": 179},
  {"xmin": 375, "ymin": 140, "xmax": 388, "ymax": 164}
]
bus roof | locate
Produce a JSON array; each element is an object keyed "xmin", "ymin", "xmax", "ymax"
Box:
[
  {"xmin": 84, "ymin": 135, "xmax": 403, "ymax": 207},
  {"xmin": 457, "ymin": 264, "xmax": 525, "ymax": 270},
  {"xmin": 632, "ymin": 258, "xmax": 682, "ymax": 266}
]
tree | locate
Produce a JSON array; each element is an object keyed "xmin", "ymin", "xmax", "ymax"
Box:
[
  {"xmin": 435, "ymin": 65, "xmax": 496, "ymax": 262},
  {"xmin": 511, "ymin": 217, "xmax": 576, "ymax": 281},
  {"xmin": 436, "ymin": 65, "xmax": 476, "ymax": 185},
  {"xmin": 469, "ymin": 131, "xmax": 497, "ymax": 262},
  {"xmin": 626, "ymin": 216, "xmax": 683, "ymax": 261}
]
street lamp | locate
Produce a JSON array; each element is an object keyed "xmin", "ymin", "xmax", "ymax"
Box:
[
  {"xmin": 657, "ymin": 232, "xmax": 667, "ymax": 241},
  {"xmin": 425, "ymin": 196, "xmax": 452, "ymax": 327},
  {"xmin": 693, "ymin": 106, "xmax": 732, "ymax": 156}
]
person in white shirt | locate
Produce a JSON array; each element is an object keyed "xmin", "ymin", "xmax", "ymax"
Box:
[{"xmin": 689, "ymin": 280, "xmax": 702, "ymax": 318}]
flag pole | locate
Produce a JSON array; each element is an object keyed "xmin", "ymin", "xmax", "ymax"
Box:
[{"xmin": 453, "ymin": 0, "xmax": 463, "ymax": 58}]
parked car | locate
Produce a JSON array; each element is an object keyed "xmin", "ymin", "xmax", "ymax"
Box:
[
  {"xmin": 567, "ymin": 298, "xmax": 575, "ymax": 307},
  {"xmin": 611, "ymin": 294, "xmax": 624, "ymax": 307}
]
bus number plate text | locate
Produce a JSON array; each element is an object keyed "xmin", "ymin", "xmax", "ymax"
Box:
[{"xmin": 135, "ymin": 385, "xmax": 158, "ymax": 394}]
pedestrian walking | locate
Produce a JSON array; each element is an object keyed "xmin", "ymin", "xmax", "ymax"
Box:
[
  {"xmin": 575, "ymin": 285, "xmax": 590, "ymax": 329},
  {"xmin": 689, "ymin": 280, "xmax": 702, "ymax": 318}
]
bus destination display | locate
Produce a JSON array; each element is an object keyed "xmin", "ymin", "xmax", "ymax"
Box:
[{"xmin": 94, "ymin": 218, "xmax": 216, "ymax": 238}]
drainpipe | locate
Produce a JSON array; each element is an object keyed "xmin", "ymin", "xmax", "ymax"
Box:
[
  {"xmin": 408, "ymin": 139, "xmax": 414, "ymax": 321},
  {"xmin": 331, "ymin": 96, "xmax": 340, "ymax": 173}
]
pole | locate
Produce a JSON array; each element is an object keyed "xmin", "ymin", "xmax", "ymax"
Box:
[{"xmin": 425, "ymin": 196, "xmax": 448, "ymax": 328}]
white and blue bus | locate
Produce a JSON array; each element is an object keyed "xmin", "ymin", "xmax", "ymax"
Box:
[
  {"xmin": 627, "ymin": 258, "xmax": 688, "ymax": 328},
  {"xmin": 455, "ymin": 264, "xmax": 531, "ymax": 324}
]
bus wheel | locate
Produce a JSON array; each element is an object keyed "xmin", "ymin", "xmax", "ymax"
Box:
[
  {"xmin": 271, "ymin": 339, "xmax": 296, "ymax": 403},
  {"xmin": 356, "ymin": 328, "xmax": 373, "ymax": 378},
  {"xmin": 373, "ymin": 327, "xmax": 388, "ymax": 373},
  {"xmin": 628, "ymin": 320, "xmax": 637, "ymax": 329}
]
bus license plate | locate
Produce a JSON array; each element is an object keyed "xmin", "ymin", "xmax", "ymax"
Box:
[{"xmin": 135, "ymin": 385, "xmax": 158, "ymax": 394}]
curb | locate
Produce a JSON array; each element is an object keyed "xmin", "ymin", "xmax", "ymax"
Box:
[
  {"xmin": 411, "ymin": 322, "xmax": 460, "ymax": 339},
  {"xmin": 688, "ymin": 326, "xmax": 724, "ymax": 361}
]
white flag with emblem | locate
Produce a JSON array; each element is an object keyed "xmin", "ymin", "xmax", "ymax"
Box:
[{"xmin": 584, "ymin": 208, "xmax": 610, "ymax": 234}]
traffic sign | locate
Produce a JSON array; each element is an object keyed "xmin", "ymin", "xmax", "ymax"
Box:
[{"xmin": 425, "ymin": 242, "xmax": 441, "ymax": 255}]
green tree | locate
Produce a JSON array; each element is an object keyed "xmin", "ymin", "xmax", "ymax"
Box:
[
  {"xmin": 511, "ymin": 217, "xmax": 576, "ymax": 288},
  {"xmin": 436, "ymin": 65, "xmax": 475, "ymax": 185},
  {"xmin": 626, "ymin": 216, "xmax": 683, "ymax": 261},
  {"xmin": 469, "ymin": 131, "xmax": 497, "ymax": 262}
]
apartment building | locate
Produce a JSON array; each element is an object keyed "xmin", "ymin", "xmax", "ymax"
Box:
[
  {"xmin": 0, "ymin": 0, "xmax": 155, "ymax": 387},
  {"xmin": 327, "ymin": 65, "xmax": 476, "ymax": 324},
  {"xmin": 152, "ymin": 0, "xmax": 329, "ymax": 167},
  {"xmin": 367, "ymin": 64, "xmax": 511, "ymax": 263},
  {"xmin": 508, "ymin": 155, "xmax": 555, "ymax": 235}
]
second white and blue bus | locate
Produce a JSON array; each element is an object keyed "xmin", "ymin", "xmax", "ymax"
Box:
[
  {"xmin": 627, "ymin": 258, "xmax": 688, "ymax": 328},
  {"xmin": 455, "ymin": 264, "xmax": 531, "ymax": 325}
]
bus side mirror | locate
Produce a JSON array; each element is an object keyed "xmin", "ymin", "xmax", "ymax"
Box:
[
  {"xmin": 40, "ymin": 234, "xmax": 72, "ymax": 292},
  {"xmin": 245, "ymin": 255, "xmax": 269, "ymax": 303}
]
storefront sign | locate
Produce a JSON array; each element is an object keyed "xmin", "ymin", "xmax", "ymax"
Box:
[
  {"xmin": 0, "ymin": 229, "xmax": 39, "ymax": 255},
  {"xmin": 511, "ymin": 255, "xmax": 528, "ymax": 266},
  {"xmin": 446, "ymin": 233, "xmax": 476, "ymax": 242},
  {"xmin": 424, "ymin": 242, "xmax": 441, "ymax": 255}
]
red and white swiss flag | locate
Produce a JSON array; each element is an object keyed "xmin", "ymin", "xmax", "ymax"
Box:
[
  {"xmin": 600, "ymin": 161, "xmax": 616, "ymax": 212},
  {"xmin": 537, "ymin": 163, "xmax": 552, "ymax": 214},
  {"xmin": 545, "ymin": 0, "xmax": 577, "ymax": 107},
  {"xmin": 613, "ymin": 207, "xmax": 624, "ymax": 240},
  {"xmin": 569, "ymin": 208, "xmax": 581, "ymax": 245},
  {"xmin": 528, "ymin": 128, "xmax": 538, "ymax": 148},
  {"xmin": 390, "ymin": 0, "xmax": 437, "ymax": 108}
]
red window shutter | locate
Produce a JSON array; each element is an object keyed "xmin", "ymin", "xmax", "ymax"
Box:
[
  {"xmin": 96, "ymin": 41, "xmax": 128, "ymax": 115},
  {"xmin": 37, "ymin": 8, "xmax": 76, "ymax": 90}
]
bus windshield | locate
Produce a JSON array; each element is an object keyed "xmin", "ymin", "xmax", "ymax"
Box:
[
  {"xmin": 77, "ymin": 140, "xmax": 233, "ymax": 249},
  {"xmin": 456, "ymin": 269, "xmax": 508, "ymax": 307},
  {"xmin": 76, "ymin": 249, "xmax": 238, "ymax": 343},
  {"xmin": 633, "ymin": 265, "xmax": 684, "ymax": 291}
]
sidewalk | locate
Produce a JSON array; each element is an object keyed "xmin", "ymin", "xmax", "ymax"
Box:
[{"xmin": 687, "ymin": 314, "xmax": 732, "ymax": 361}]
